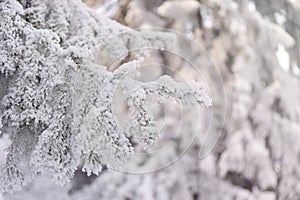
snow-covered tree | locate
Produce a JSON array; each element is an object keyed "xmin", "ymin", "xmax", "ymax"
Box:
[
  {"xmin": 0, "ymin": 0, "xmax": 211, "ymax": 193},
  {"xmin": 1, "ymin": 0, "xmax": 300, "ymax": 200}
]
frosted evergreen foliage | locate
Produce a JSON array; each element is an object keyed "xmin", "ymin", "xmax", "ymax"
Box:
[{"xmin": 0, "ymin": 0, "xmax": 211, "ymax": 192}]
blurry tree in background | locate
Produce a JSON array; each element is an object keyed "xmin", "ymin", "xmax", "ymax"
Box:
[{"xmin": 1, "ymin": 0, "xmax": 300, "ymax": 200}]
